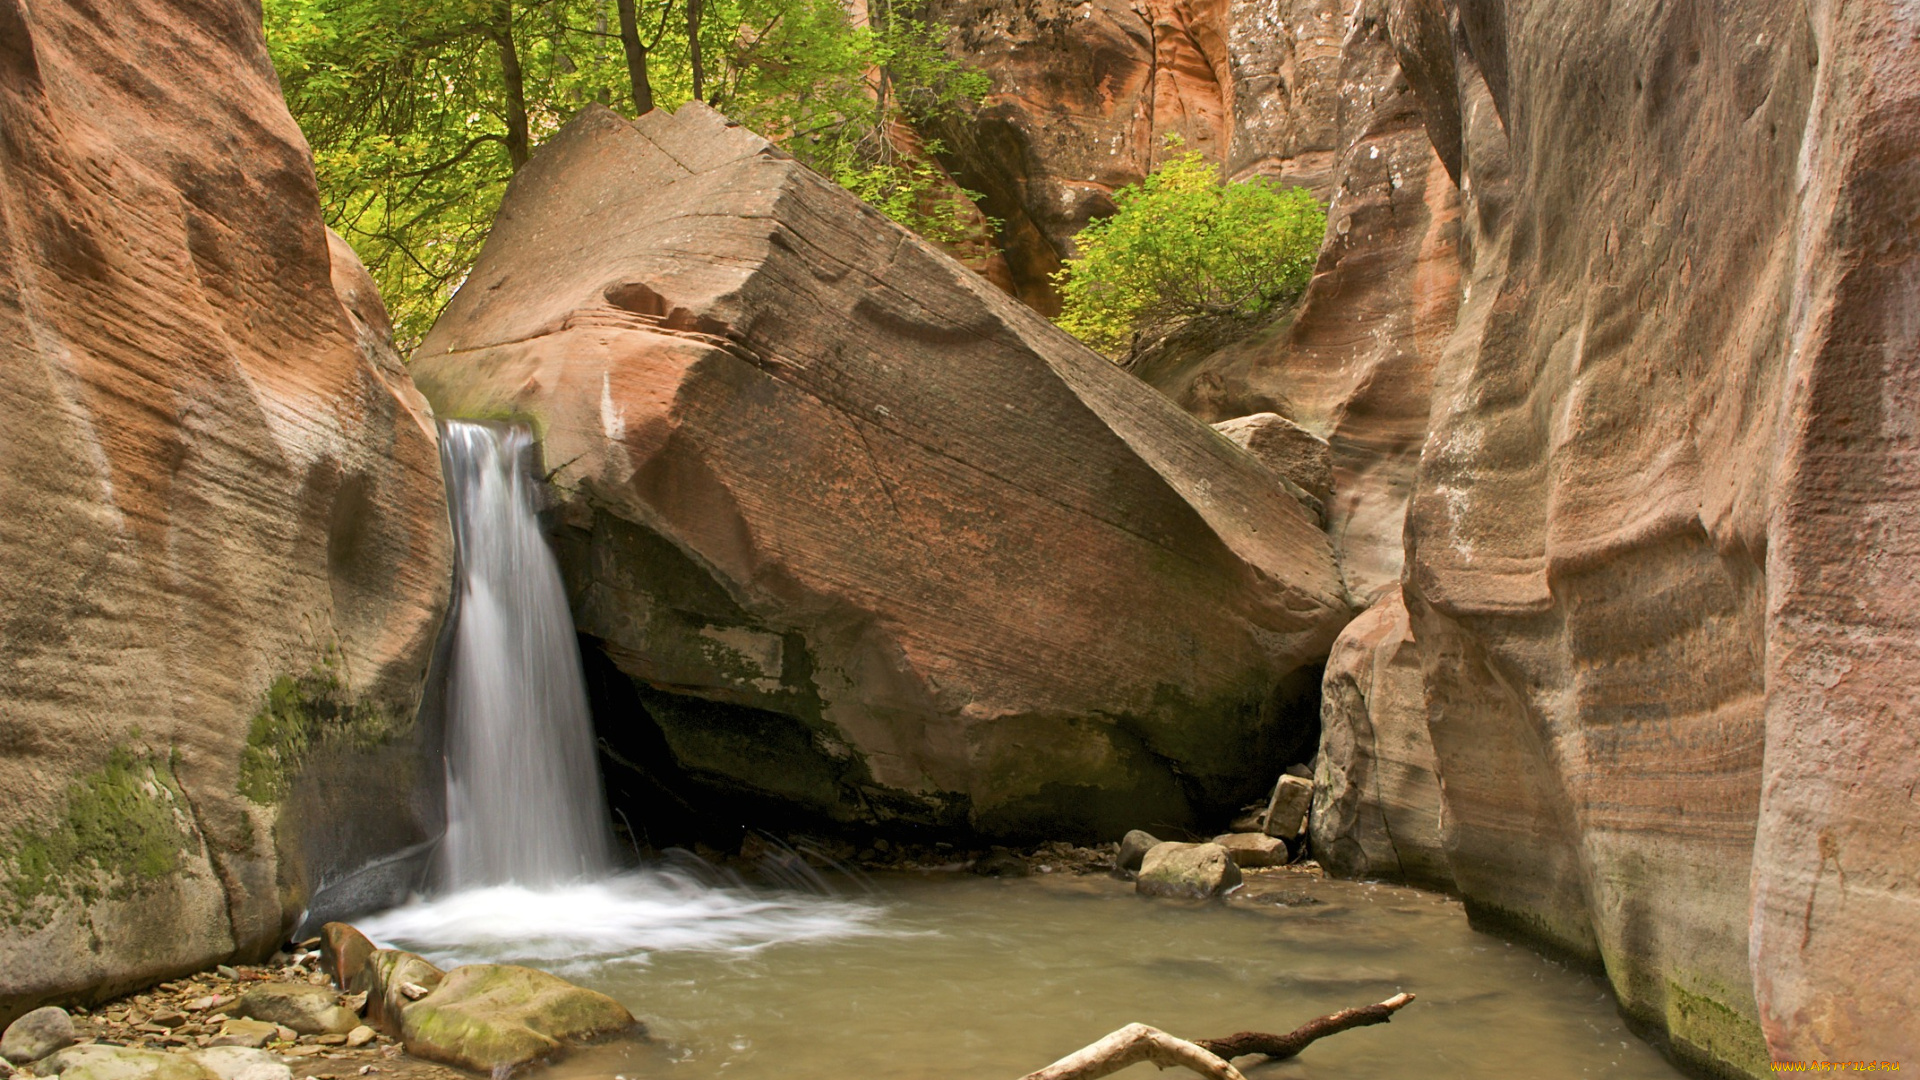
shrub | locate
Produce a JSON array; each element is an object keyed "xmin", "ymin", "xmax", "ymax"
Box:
[{"xmin": 1053, "ymin": 149, "xmax": 1326, "ymax": 362}]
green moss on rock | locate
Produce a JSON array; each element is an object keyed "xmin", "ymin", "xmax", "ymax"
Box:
[
  {"xmin": 2, "ymin": 746, "xmax": 200, "ymax": 928},
  {"xmin": 239, "ymin": 660, "xmax": 400, "ymax": 805},
  {"xmin": 1666, "ymin": 980, "xmax": 1770, "ymax": 1079}
]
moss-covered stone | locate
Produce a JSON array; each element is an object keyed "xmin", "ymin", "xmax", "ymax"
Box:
[
  {"xmin": 238, "ymin": 657, "xmax": 401, "ymax": 805},
  {"xmin": 1665, "ymin": 980, "xmax": 1770, "ymax": 1080},
  {"xmin": 1, "ymin": 746, "xmax": 200, "ymax": 928},
  {"xmin": 399, "ymin": 964, "xmax": 639, "ymax": 1072}
]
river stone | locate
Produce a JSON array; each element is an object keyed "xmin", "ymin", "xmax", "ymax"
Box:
[
  {"xmin": 36, "ymin": 1046, "xmax": 213, "ymax": 1080},
  {"xmin": 1211, "ymin": 833, "xmax": 1287, "ymax": 869},
  {"xmin": 0, "ymin": 0, "xmax": 453, "ymax": 1017},
  {"xmin": 1262, "ymin": 775, "xmax": 1313, "ymax": 840},
  {"xmin": 363, "ymin": 950, "xmax": 446, "ymax": 1036},
  {"xmin": 321, "ymin": 923, "xmax": 377, "ymax": 992},
  {"xmin": 1115, "ymin": 830, "xmax": 1161, "ymax": 872},
  {"xmin": 399, "ymin": 964, "xmax": 639, "ymax": 1072},
  {"xmin": 2, "ymin": 1007, "xmax": 74, "ymax": 1064},
  {"xmin": 190, "ymin": 1048, "xmax": 291, "ymax": 1080},
  {"xmin": 1136, "ymin": 843, "xmax": 1243, "ymax": 899},
  {"xmin": 410, "ymin": 102, "xmax": 1349, "ymax": 843},
  {"xmin": 209, "ymin": 1020, "xmax": 279, "ymax": 1049},
  {"xmin": 232, "ymin": 985, "xmax": 358, "ymax": 1036}
]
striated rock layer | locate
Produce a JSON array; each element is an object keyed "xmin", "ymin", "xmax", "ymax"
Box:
[
  {"xmin": 412, "ymin": 103, "xmax": 1350, "ymax": 842},
  {"xmin": 0, "ymin": 0, "xmax": 452, "ymax": 1021},
  {"xmin": 1393, "ymin": 0, "xmax": 1919, "ymax": 1070}
]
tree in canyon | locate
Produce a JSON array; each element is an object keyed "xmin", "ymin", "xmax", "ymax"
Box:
[
  {"xmin": 1053, "ymin": 148, "xmax": 1325, "ymax": 364},
  {"xmin": 266, "ymin": 0, "xmax": 986, "ymax": 346}
]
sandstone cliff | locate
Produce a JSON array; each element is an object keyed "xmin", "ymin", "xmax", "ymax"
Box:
[
  {"xmin": 411, "ymin": 102, "xmax": 1351, "ymax": 842},
  {"xmin": 1389, "ymin": 0, "xmax": 1919, "ymax": 1070},
  {"xmin": 0, "ymin": 0, "xmax": 452, "ymax": 1021}
]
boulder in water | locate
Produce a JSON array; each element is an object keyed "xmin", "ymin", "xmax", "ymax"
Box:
[
  {"xmin": 1136, "ymin": 843, "xmax": 1243, "ymax": 899},
  {"xmin": 399, "ymin": 964, "xmax": 639, "ymax": 1072},
  {"xmin": 1310, "ymin": 587, "xmax": 1450, "ymax": 890},
  {"xmin": 360, "ymin": 950, "xmax": 447, "ymax": 1036},
  {"xmin": 411, "ymin": 103, "xmax": 1350, "ymax": 842}
]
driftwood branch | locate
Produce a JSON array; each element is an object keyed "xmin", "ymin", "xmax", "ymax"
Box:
[
  {"xmin": 1017, "ymin": 994, "xmax": 1416, "ymax": 1080},
  {"xmin": 1195, "ymin": 993, "xmax": 1416, "ymax": 1061},
  {"xmin": 1019, "ymin": 1024, "xmax": 1246, "ymax": 1080}
]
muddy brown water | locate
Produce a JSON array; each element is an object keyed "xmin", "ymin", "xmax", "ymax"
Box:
[{"xmin": 367, "ymin": 869, "xmax": 1684, "ymax": 1080}]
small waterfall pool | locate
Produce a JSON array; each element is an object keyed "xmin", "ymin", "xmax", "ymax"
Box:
[
  {"xmin": 401, "ymin": 421, "xmax": 1686, "ymax": 1080},
  {"xmin": 359, "ymin": 869, "xmax": 1685, "ymax": 1080}
]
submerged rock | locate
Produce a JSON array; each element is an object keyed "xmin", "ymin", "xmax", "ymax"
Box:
[
  {"xmin": 1136, "ymin": 843, "xmax": 1243, "ymax": 899},
  {"xmin": 1311, "ymin": 587, "xmax": 1449, "ymax": 890},
  {"xmin": 412, "ymin": 103, "xmax": 1350, "ymax": 842},
  {"xmin": 233, "ymin": 985, "xmax": 358, "ymax": 1037},
  {"xmin": 399, "ymin": 964, "xmax": 639, "ymax": 1073}
]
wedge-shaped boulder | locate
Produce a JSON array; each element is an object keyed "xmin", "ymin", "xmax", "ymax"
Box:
[
  {"xmin": 412, "ymin": 103, "xmax": 1351, "ymax": 840},
  {"xmin": 399, "ymin": 964, "xmax": 638, "ymax": 1072}
]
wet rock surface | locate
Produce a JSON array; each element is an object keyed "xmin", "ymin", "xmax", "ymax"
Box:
[{"xmin": 412, "ymin": 102, "xmax": 1350, "ymax": 844}]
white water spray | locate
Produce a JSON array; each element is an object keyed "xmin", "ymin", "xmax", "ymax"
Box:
[{"xmin": 439, "ymin": 420, "xmax": 613, "ymax": 887}]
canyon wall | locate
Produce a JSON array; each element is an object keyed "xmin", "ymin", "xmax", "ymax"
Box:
[
  {"xmin": 937, "ymin": 0, "xmax": 1917, "ymax": 1068},
  {"xmin": 0, "ymin": 0, "xmax": 452, "ymax": 1021},
  {"xmin": 1392, "ymin": 0, "xmax": 1917, "ymax": 1070}
]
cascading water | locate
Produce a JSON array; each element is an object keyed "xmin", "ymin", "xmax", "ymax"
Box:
[
  {"xmin": 438, "ymin": 420, "xmax": 614, "ymax": 887},
  {"xmin": 359, "ymin": 420, "xmax": 881, "ymax": 970}
]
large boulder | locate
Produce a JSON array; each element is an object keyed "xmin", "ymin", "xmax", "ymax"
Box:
[
  {"xmin": 398, "ymin": 965, "xmax": 637, "ymax": 1073},
  {"xmin": 1309, "ymin": 587, "xmax": 1449, "ymax": 890},
  {"xmin": 1390, "ymin": 0, "xmax": 1920, "ymax": 1071},
  {"xmin": 411, "ymin": 103, "xmax": 1351, "ymax": 841},
  {"xmin": 0, "ymin": 0, "xmax": 452, "ymax": 1022}
]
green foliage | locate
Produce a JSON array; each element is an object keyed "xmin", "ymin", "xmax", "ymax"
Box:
[
  {"xmin": 265, "ymin": 0, "xmax": 989, "ymax": 347},
  {"xmin": 3, "ymin": 747, "xmax": 198, "ymax": 927},
  {"xmin": 1052, "ymin": 148, "xmax": 1326, "ymax": 361}
]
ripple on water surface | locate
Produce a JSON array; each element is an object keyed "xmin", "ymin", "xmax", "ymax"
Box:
[{"xmin": 360, "ymin": 870, "xmax": 1685, "ymax": 1080}]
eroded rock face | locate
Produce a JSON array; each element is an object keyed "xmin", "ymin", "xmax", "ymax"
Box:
[
  {"xmin": 0, "ymin": 0, "xmax": 451, "ymax": 1021},
  {"xmin": 1393, "ymin": 0, "xmax": 1919, "ymax": 1070},
  {"xmin": 920, "ymin": 0, "xmax": 1356, "ymax": 309},
  {"xmin": 412, "ymin": 103, "xmax": 1350, "ymax": 842},
  {"xmin": 1309, "ymin": 587, "xmax": 1448, "ymax": 890},
  {"xmin": 1138, "ymin": 2, "xmax": 1460, "ymax": 605}
]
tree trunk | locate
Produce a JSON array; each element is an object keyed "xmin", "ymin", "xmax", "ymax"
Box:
[
  {"xmin": 617, "ymin": 0, "xmax": 655, "ymax": 114},
  {"xmin": 686, "ymin": 0, "xmax": 704, "ymax": 102},
  {"xmin": 492, "ymin": 0, "xmax": 531, "ymax": 169}
]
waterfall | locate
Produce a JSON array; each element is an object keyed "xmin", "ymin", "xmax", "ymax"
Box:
[{"xmin": 438, "ymin": 420, "xmax": 614, "ymax": 888}]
